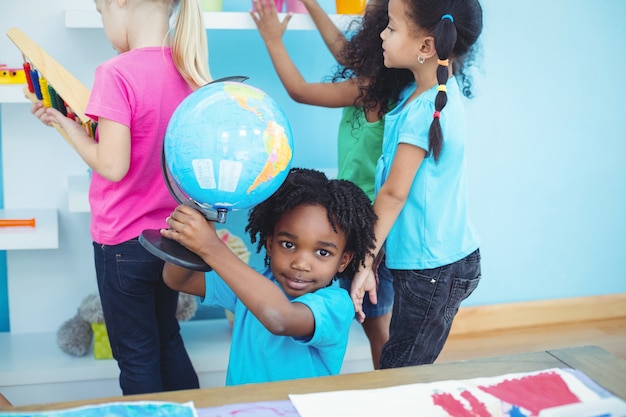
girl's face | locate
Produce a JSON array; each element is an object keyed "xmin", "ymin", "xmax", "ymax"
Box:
[
  {"xmin": 380, "ymin": 0, "xmax": 424, "ymax": 70},
  {"xmin": 266, "ymin": 204, "xmax": 353, "ymax": 298},
  {"xmin": 95, "ymin": 0, "xmax": 129, "ymax": 53}
]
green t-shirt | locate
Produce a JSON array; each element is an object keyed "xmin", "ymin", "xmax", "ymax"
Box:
[{"xmin": 337, "ymin": 106, "xmax": 385, "ymax": 202}]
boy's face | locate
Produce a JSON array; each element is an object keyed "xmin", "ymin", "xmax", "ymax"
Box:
[{"xmin": 266, "ymin": 204, "xmax": 353, "ymax": 298}]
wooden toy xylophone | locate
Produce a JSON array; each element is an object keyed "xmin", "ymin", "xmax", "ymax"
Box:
[{"xmin": 6, "ymin": 27, "xmax": 97, "ymax": 149}]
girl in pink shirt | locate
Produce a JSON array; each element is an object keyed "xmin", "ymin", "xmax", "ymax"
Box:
[{"xmin": 32, "ymin": 0, "xmax": 211, "ymax": 395}]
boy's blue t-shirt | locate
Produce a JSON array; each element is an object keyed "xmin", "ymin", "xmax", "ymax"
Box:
[{"xmin": 201, "ymin": 267, "xmax": 354, "ymax": 386}]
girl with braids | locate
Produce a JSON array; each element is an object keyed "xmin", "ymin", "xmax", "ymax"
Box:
[
  {"xmin": 161, "ymin": 168, "xmax": 377, "ymax": 385},
  {"xmin": 251, "ymin": 0, "xmax": 413, "ymax": 370},
  {"xmin": 351, "ymin": 0, "xmax": 484, "ymax": 368},
  {"xmin": 33, "ymin": 0, "xmax": 211, "ymax": 394}
]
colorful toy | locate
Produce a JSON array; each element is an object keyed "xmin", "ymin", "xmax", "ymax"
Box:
[
  {"xmin": 57, "ymin": 292, "xmax": 198, "ymax": 359},
  {"xmin": 0, "ymin": 218, "xmax": 36, "ymax": 227},
  {"xmin": 0, "ymin": 64, "xmax": 27, "ymax": 84},
  {"xmin": 5, "ymin": 27, "xmax": 97, "ymax": 149}
]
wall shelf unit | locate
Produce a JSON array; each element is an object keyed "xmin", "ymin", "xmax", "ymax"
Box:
[
  {"xmin": 63, "ymin": 0, "xmax": 359, "ymax": 30},
  {"xmin": 0, "ymin": 85, "xmax": 29, "ymax": 104}
]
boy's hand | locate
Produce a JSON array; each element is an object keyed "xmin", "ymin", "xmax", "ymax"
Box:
[
  {"xmin": 162, "ymin": 205, "xmax": 216, "ymax": 259},
  {"xmin": 250, "ymin": 0, "xmax": 292, "ymax": 43}
]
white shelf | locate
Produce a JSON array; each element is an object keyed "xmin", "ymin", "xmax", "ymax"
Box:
[
  {"xmin": 67, "ymin": 174, "xmax": 90, "ymax": 213},
  {"xmin": 0, "ymin": 319, "xmax": 372, "ymax": 406},
  {"xmin": 0, "ymin": 85, "xmax": 29, "ymax": 104},
  {"xmin": 64, "ymin": 7, "xmax": 359, "ymax": 31},
  {"xmin": 0, "ymin": 209, "xmax": 58, "ymax": 250},
  {"xmin": 0, "ymin": 319, "xmax": 371, "ymax": 386}
]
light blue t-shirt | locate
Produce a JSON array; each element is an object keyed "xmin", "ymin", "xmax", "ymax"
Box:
[
  {"xmin": 201, "ymin": 267, "xmax": 354, "ymax": 385},
  {"xmin": 376, "ymin": 77, "xmax": 480, "ymax": 270}
]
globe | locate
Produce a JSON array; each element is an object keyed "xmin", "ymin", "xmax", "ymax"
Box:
[
  {"xmin": 164, "ymin": 79, "xmax": 294, "ymax": 221},
  {"xmin": 139, "ymin": 78, "xmax": 294, "ymax": 271}
]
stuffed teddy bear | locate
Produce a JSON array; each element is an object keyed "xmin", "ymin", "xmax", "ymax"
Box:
[{"xmin": 57, "ymin": 292, "xmax": 198, "ymax": 357}]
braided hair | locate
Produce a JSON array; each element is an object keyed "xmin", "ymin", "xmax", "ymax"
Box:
[
  {"xmin": 405, "ymin": 0, "xmax": 483, "ymax": 161},
  {"xmin": 333, "ymin": 0, "xmax": 414, "ymax": 120},
  {"xmin": 246, "ymin": 168, "xmax": 377, "ymax": 278}
]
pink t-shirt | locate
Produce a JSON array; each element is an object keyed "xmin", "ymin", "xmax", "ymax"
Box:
[{"xmin": 85, "ymin": 47, "xmax": 193, "ymax": 245}]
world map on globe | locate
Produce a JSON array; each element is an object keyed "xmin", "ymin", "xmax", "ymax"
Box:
[{"xmin": 164, "ymin": 80, "xmax": 294, "ymax": 213}]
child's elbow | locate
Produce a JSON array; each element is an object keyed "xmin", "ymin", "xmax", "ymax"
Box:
[
  {"xmin": 162, "ymin": 265, "xmax": 183, "ymax": 291},
  {"xmin": 162, "ymin": 273, "xmax": 178, "ymax": 291},
  {"xmin": 380, "ymin": 182, "xmax": 409, "ymax": 204},
  {"xmin": 99, "ymin": 166, "xmax": 127, "ymax": 182},
  {"xmin": 260, "ymin": 309, "xmax": 291, "ymax": 335},
  {"xmin": 287, "ymin": 90, "xmax": 308, "ymax": 104},
  {"xmin": 285, "ymin": 85, "xmax": 312, "ymax": 105}
]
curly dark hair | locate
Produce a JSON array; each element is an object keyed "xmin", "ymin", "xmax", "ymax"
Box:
[
  {"xmin": 245, "ymin": 168, "xmax": 377, "ymax": 279},
  {"xmin": 333, "ymin": 0, "xmax": 414, "ymax": 119}
]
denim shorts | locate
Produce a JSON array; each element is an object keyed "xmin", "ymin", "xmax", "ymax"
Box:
[
  {"xmin": 380, "ymin": 248, "xmax": 481, "ymax": 368},
  {"xmin": 339, "ymin": 260, "xmax": 394, "ymax": 318}
]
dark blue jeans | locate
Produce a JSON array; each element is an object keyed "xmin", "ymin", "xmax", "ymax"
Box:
[
  {"xmin": 380, "ymin": 249, "xmax": 481, "ymax": 369},
  {"xmin": 93, "ymin": 239, "xmax": 199, "ymax": 395}
]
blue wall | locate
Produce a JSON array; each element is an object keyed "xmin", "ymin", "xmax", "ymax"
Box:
[
  {"xmin": 1, "ymin": 0, "xmax": 625, "ymax": 330},
  {"xmin": 207, "ymin": 0, "xmax": 626, "ymax": 306}
]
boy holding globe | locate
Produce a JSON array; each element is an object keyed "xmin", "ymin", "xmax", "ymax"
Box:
[{"xmin": 161, "ymin": 168, "xmax": 377, "ymax": 385}]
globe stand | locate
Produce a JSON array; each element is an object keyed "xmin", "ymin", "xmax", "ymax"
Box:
[
  {"xmin": 140, "ymin": 229, "xmax": 212, "ymax": 271},
  {"xmin": 139, "ymin": 76, "xmax": 249, "ymax": 271},
  {"xmin": 138, "ymin": 151, "xmax": 230, "ymax": 271}
]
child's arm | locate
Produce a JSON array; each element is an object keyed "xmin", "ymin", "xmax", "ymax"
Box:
[
  {"xmin": 163, "ymin": 262, "xmax": 206, "ymax": 297},
  {"xmin": 351, "ymin": 143, "xmax": 426, "ymax": 322},
  {"xmin": 161, "ymin": 205, "xmax": 316, "ymax": 338},
  {"xmin": 251, "ymin": 0, "xmax": 363, "ymax": 108},
  {"xmin": 31, "ymin": 103, "xmax": 130, "ymax": 182},
  {"xmin": 299, "ymin": 0, "xmax": 348, "ymax": 64}
]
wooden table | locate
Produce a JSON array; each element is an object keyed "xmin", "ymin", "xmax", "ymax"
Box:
[{"xmin": 6, "ymin": 345, "xmax": 626, "ymax": 412}]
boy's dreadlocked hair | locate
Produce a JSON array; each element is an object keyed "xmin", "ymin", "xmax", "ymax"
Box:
[
  {"xmin": 333, "ymin": 0, "xmax": 414, "ymax": 119},
  {"xmin": 246, "ymin": 168, "xmax": 377, "ymax": 278}
]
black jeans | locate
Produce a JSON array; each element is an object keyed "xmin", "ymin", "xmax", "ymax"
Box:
[{"xmin": 381, "ymin": 249, "xmax": 481, "ymax": 368}]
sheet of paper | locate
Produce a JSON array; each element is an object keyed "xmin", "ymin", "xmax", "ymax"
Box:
[{"xmin": 289, "ymin": 368, "xmax": 613, "ymax": 417}]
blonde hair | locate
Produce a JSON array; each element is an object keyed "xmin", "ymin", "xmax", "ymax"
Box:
[{"xmin": 170, "ymin": 0, "xmax": 212, "ymax": 88}]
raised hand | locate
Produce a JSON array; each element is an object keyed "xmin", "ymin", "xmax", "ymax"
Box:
[{"xmin": 250, "ymin": 0, "xmax": 293, "ymax": 44}]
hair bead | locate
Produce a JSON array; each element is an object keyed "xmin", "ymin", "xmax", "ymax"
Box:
[{"xmin": 433, "ymin": 111, "xmax": 441, "ymax": 119}]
